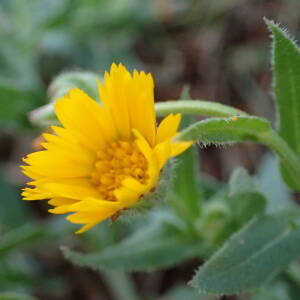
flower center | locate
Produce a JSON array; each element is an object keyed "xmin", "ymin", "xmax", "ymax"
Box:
[{"xmin": 91, "ymin": 140, "xmax": 149, "ymax": 201}]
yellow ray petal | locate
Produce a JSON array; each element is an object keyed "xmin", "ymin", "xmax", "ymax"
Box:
[
  {"xmin": 67, "ymin": 210, "xmax": 116, "ymax": 224},
  {"xmin": 75, "ymin": 221, "xmax": 101, "ymax": 234},
  {"xmin": 156, "ymin": 113, "xmax": 181, "ymax": 144},
  {"xmin": 154, "ymin": 140, "xmax": 172, "ymax": 170},
  {"xmin": 130, "ymin": 70, "xmax": 156, "ymax": 146},
  {"xmin": 48, "ymin": 197, "xmax": 78, "ymax": 213},
  {"xmin": 54, "ymin": 88, "xmax": 116, "ymax": 151},
  {"xmin": 133, "ymin": 129, "xmax": 159, "ymax": 190},
  {"xmin": 42, "ymin": 133, "xmax": 95, "ymax": 164},
  {"xmin": 49, "ymin": 198, "xmax": 109, "ymax": 215},
  {"xmin": 41, "ymin": 178, "xmax": 101, "ymax": 200},
  {"xmin": 114, "ymin": 185, "xmax": 140, "ymax": 206},
  {"xmin": 48, "ymin": 205, "xmax": 72, "ymax": 214},
  {"xmin": 21, "ymin": 187, "xmax": 52, "ymax": 201},
  {"xmin": 99, "ymin": 64, "xmax": 156, "ymax": 146},
  {"xmin": 98, "ymin": 64, "xmax": 131, "ymax": 139},
  {"xmin": 68, "ymin": 198, "xmax": 122, "ymax": 211},
  {"xmin": 171, "ymin": 141, "xmax": 193, "ymax": 157},
  {"xmin": 23, "ymin": 150, "xmax": 93, "ymax": 178},
  {"xmin": 115, "ymin": 178, "xmax": 146, "ymax": 207},
  {"xmin": 48, "ymin": 197, "xmax": 77, "ymax": 206},
  {"xmin": 21, "ymin": 165, "xmax": 44, "ymax": 181}
]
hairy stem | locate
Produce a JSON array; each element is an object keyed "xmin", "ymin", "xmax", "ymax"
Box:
[
  {"xmin": 102, "ymin": 270, "xmax": 140, "ymax": 300},
  {"xmin": 155, "ymin": 100, "xmax": 248, "ymax": 118}
]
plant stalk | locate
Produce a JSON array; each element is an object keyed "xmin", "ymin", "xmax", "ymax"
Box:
[
  {"xmin": 102, "ymin": 270, "xmax": 140, "ymax": 300},
  {"xmin": 155, "ymin": 100, "xmax": 248, "ymax": 118}
]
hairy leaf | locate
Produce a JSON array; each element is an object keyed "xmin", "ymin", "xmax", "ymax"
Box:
[
  {"xmin": 176, "ymin": 116, "xmax": 300, "ymax": 191},
  {"xmin": 267, "ymin": 20, "xmax": 300, "ymax": 189},
  {"xmin": 257, "ymin": 154, "xmax": 293, "ymax": 212},
  {"xmin": 177, "ymin": 116, "xmax": 271, "ymax": 144},
  {"xmin": 190, "ymin": 211, "xmax": 300, "ymax": 294},
  {"xmin": 267, "ymin": 20, "xmax": 300, "ymax": 158},
  {"xmin": 62, "ymin": 218, "xmax": 202, "ymax": 272},
  {"xmin": 228, "ymin": 168, "xmax": 267, "ymax": 225}
]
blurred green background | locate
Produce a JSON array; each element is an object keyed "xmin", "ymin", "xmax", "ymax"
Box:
[{"xmin": 1, "ymin": 0, "xmax": 300, "ymax": 299}]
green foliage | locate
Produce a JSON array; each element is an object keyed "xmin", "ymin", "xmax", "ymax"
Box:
[
  {"xmin": 62, "ymin": 213, "xmax": 203, "ymax": 272},
  {"xmin": 0, "ymin": 224, "xmax": 46, "ymax": 258},
  {"xmin": 251, "ymin": 280, "xmax": 292, "ymax": 300},
  {"xmin": 0, "ymin": 178, "xmax": 31, "ymax": 228},
  {"xmin": 199, "ymin": 168, "xmax": 267, "ymax": 251},
  {"xmin": 101, "ymin": 270, "xmax": 140, "ymax": 300},
  {"xmin": 0, "ymin": 0, "xmax": 156, "ymax": 130},
  {"xmin": 161, "ymin": 285, "xmax": 214, "ymax": 300},
  {"xmin": 172, "ymin": 145, "xmax": 202, "ymax": 226},
  {"xmin": 267, "ymin": 20, "xmax": 300, "ymax": 190},
  {"xmin": 171, "ymin": 101, "xmax": 203, "ymax": 228},
  {"xmin": 228, "ymin": 168, "xmax": 267, "ymax": 226},
  {"xmin": 176, "ymin": 116, "xmax": 300, "ymax": 191},
  {"xmin": 2, "ymin": 3, "xmax": 300, "ymax": 297},
  {"xmin": 0, "ymin": 293, "xmax": 36, "ymax": 300},
  {"xmin": 0, "ymin": 86, "xmax": 43, "ymax": 129},
  {"xmin": 190, "ymin": 210, "xmax": 300, "ymax": 295},
  {"xmin": 177, "ymin": 116, "xmax": 271, "ymax": 143},
  {"xmin": 257, "ymin": 154, "xmax": 293, "ymax": 212},
  {"xmin": 267, "ymin": 20, "xmax": 300, "ymax": 156}
]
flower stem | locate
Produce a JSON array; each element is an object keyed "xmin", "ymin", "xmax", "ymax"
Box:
[
  {"xmin": 102, "ymin": 270, "xmax": 140, "ymax": 300},
  {"xmin": 261, "ymin": 130, "xmax": 300, "ymax": 191},
  {"xmin": 155, "ymin": 100, "xmax": 248, "ymax": 118}
]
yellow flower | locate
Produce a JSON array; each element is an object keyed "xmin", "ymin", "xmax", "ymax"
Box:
[{"xmin": 21, "ymin": 63, "xmax": 192, "ymax": 233}]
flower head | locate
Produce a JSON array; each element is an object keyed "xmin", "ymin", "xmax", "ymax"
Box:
[{"xmin": 21, "ymin": 63, "xmax": 192, "ymax": 233}]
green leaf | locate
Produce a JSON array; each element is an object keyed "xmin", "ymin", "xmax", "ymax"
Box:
[
  {"xmin": 257, "ymin": 154, "xmax": 293, "ymax": 212},
  {"xmin": 267, "ymin": 20, "xmax": 300, "ymax": 157},
  {"xmin": 162, "ymin": 285, "xmax": 214, "ymax": 300},
  {"xmin": 62, "ymin": 215, "xmax": 202, "ymax": 271},
  {"xmin": 155, "ymin": 100, "xmax": 247, "ymax": 118},
  {"xmin": 267, "ymin": 20, "xmax": 300, "ymax": 189},
  {"xmin": 177, "ymin": 116, "xmax": 271, "ymax": 144},
  {"xmin": 199, "ymin": 198, "xmax": 233, "ymax": 250},
  {"xmin": 101, "ymin": 270, "xmax": 140, "ymax": 300},
  {"xmin": 190, "ymin": 210, "xmax": 300, "ymax": 295},
  {"xmin": 0, "ymin": 84, "xmax": 43, "ymax": 129},
  {"xmin": 173, "ymin": 145, "xmax": 202, "ymax": 224},
  {"xmin": 198, "ymin": 169, "xmax": 267, "ymax": 251},
  {"xmin": 285, "ymin": 262, "xmax": 300, "ymax": 286},
  {"xmin": 0, "ymin": 223, "xmax": 46, "ymax": 258},
  {"xmin": 228, "ymin": 168, "xmax": 267, "ymax": 225},
  {"xmin": 251, "ymin": 280, "xmax": 292, "ymax": 300},
  {"xmin": 176, "ymin": 116, "xmax": 300, "ymax": 191}
]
